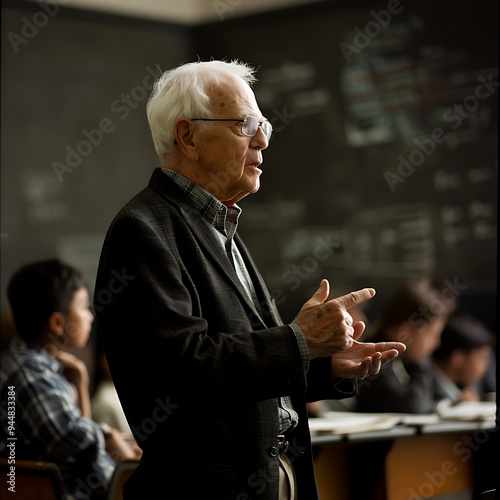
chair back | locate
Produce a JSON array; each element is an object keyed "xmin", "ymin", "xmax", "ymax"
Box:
[
  {"xmin": 0, "ymin": 457, "xmax": 66, "ymax": 500},
  {"xmin": 107, "ymin": 459, "xmax": 140, "ymax": 500}
]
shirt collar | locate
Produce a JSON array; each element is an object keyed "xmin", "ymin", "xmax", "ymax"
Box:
[
  {"xmin": 9, "ymin": 339, "xmax": 62, "ymax": 373},
  {"xmin": 161, "ymin": 168, "xmax": 241, "ymax": 239}
]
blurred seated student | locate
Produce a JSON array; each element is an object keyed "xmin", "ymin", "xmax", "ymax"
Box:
[
  {"xmin": 91, "ymin": 338, "xmax": 131, "ymax": 433},
  {"xmin": 0, "ymin": 259, "xmax": 141, "ymax": 500},
  {"xmin": 432, "ymin": 312, "xmax": 494, "ymax": 404},
  {"xmin": 354, "ymin": 278, "xmax": 452, "ymax": 414},
  {"xmin": 474, "ymin": 348, "xmax": 496, "ymax": 401}
]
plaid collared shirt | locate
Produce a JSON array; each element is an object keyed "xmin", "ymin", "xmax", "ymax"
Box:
[
  {"xmin": 0, "ymin": 340, "xmax": 115, "ymax": 500},
  {"xmin": 162, "ymin": 168, "xmax": 309, "ymax": 434},
  {"xmin": 161, "ymin": 169, "xmax": 240, "ymax": 239}
]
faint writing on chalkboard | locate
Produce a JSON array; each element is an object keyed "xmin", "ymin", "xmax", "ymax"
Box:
[
  {"xmin": 433, "ymin": 164, "xmax": 497, "ymax": 193},
  {"xmin": 279, "ymin": 227, "xmax": 343, "ymax": 292},
  {"xmin": 22, "ymin": 170, "xmax": 68, "ymax": 222},
  {"xmin": 343, "ymin": 204, "xmax": 435, "ymax": 278},
  {"xmin": 255, "ymin": 60, "xmax": 332, "ymax": 116},
  {"xmin": 339, "ymin": 15, "xmax": 497, "ymax": 149},
  {"xmin": 441, "ymin": 200, "xmax": 496, "ymax": 245}
]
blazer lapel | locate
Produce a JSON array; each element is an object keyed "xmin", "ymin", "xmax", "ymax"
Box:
[
  {"xmin": 180, "ymin": 205, "xmax": 267, "ymax": 327},
  {"xmin": 235, "ymin": 234, "xmax": 283, "ymax": 328},
  {"xmin": 148, "ymin": 168, "xmax": 268, "ymax": 328}
]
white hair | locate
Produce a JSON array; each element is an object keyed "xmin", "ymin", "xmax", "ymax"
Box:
[{"xmin": 146, "ymin": 60, "xmax": 257, "ymax": 160}]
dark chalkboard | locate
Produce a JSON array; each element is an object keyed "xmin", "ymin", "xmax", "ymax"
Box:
[
  {"xmin": 196, "ymin": 0, "xmax": 498, "ymax": 327},
  {"xmin": 1, "ymin": 0, "xmax": 497, "ymax": 331}
]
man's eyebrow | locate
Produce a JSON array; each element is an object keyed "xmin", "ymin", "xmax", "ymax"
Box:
[{"xmin": 237, "ymin": 113, "xmax": 268, "ymax": 122}]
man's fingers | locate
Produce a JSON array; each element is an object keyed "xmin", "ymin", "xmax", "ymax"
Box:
[
  {"xmin": 308, "ymin": 279, "xmax": 330, "ymax": 305},
  {"xmin": 352, "ymin": 321, "xmax": 366, "ymax": 341},
  {"xmin": 370, "ymin": 341, "xmax": 406, "ymax": 365},
  {"xmin": 332, "ymin": 288, "xmax": 376, "ymax": 310},
  {"xmin": 358, "ymin": 358, "xmax": 371, "ymax": 378},
  {"xmin": 380, "ymin": 349, "xmax": 403, "ymax": 365},
  {"xmin": 369, "ymin": 353, "xmax": 382, "ymax": 375},
  {"xmin": 375, "ymin": 341, "xmax": 406, "ymax": 354}
]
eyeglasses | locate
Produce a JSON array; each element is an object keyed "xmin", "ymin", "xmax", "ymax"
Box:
[{"xmin": 191, "ymin": 115, "xmax": 272, "ymax": 141}]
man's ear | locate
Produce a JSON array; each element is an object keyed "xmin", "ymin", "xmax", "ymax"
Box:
[
  {"xmin": 48, "ymin": 311, "xmax": 66, "ymax": 337},
  {"xmin": 174, "ymin": 118, "xmax": 199, "ymax": 160}
]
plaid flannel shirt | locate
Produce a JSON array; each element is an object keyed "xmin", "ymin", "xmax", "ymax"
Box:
[{"xmin": 0, "ymin": 340, "xmax": 115, "ymax": 500}]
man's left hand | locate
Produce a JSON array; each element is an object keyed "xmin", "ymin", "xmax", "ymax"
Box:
[{"xmin": 330, "ymin": 325, "xmax": 406, "ymax": 379}]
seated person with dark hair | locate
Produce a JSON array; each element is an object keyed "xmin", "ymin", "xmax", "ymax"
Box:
[
  {"xmin": 432, "ymin": 312, "xmax": 494, "ymax": 404},
  {"xmin": 0, "ymin": 259, "xmax": 140, "ymax": 500},
  {"xmin": 354, "ymin": 278, "xmax": 452, "ymax": 414}
]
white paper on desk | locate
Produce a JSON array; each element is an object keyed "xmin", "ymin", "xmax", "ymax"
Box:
[
  {"xmin": 399, "ymin": 414, "xmax": 442, "ymax": 425},
  {"xmin": 309, "ymin": 411, "xmax": 402, "ymax": 434},
  {"xmin": 437, "ymin": 401, "xmax": 496, "ymax": 421}
]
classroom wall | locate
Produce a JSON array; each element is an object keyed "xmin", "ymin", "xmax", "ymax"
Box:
[
  {"xmin": 1, "ymin": 0, "xmax": 497, "ymax": 331},
  {"xmin": 1, "ymin": 1, "xmax": 193, "ymax": 304}
]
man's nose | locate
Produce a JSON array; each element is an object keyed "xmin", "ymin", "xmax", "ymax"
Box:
[{"xmin": 250, "ymin": 127, "xmax": 269, "ymax": 150}]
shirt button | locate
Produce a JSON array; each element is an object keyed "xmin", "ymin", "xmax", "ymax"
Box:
[{"xmin": 269, "ymin": 447, "xmax": 279, "ymax": 457}]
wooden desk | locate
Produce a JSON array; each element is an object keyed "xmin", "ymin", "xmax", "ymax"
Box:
[{"xmin": 312, "ymin": 420, "xmax": 496, "ymax": 500}]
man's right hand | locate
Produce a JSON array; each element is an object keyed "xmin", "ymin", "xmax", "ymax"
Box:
[{"xmin": 293, "ymin": 279, "xmax": 375, "ymax": 359}]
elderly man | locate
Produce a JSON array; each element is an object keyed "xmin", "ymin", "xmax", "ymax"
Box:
[{"xmin": 95, "ymin": 60, "xmax": 405, "ymax": 500}]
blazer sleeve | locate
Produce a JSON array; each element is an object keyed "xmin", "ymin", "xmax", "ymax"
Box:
[
  {"xmin": 288, "ymin": 323, "xmax": 357, "ymax": 402},
  {"xmin": 95, "ymin": 210, "xmax": 307, "ymax": 404},
  {"xmin": 305, "ymin": 357, "xmax": 357, "ymax": 402}
]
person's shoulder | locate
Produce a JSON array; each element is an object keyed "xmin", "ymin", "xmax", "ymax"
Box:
[
  {"xmin": 5, "ymin": 341, "xmax": 56, "ymax": 370},
  {"xmin": 115, "ymin": 169, "xmax": 185, "ymax": 223},
  {"xmin": 0, "ymin": 342, "xmax": 58, "ymax": 390}
]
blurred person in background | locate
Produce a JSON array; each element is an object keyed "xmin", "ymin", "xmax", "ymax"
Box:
[
  {"xmin": 354, "ymin": 277, "xmax": 453, "ymax": 414},
  {"xmin": 0, "ymin": 259, "xmax": 141, "ymax": 500},
  {"xmin": 432, "ymin": 311, "xmax": 495, "ymax": 404}
]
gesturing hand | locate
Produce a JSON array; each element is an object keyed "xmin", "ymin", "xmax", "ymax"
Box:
[
  {"xmin": 330, "ymin": 328, "xmax": 406, "ymax": 379},
  {"xmin": 293, "ymin": 279, "xmax": 375, "ymax": 359}
]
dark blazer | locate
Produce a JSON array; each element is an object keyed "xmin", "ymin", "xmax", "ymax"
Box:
[{"xmin": 95, "ymin": 168, "xmax": 356, "ymax": 499}]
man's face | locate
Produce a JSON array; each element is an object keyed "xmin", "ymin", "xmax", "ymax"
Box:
[{"xmin": 195, "ymin": 76, "xmax": 269, "ymax": 206}]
